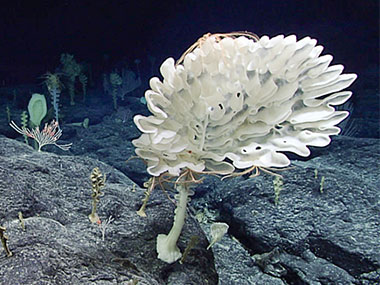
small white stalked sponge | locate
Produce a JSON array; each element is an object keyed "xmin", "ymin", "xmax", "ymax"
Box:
[{"xmin": 133, "ymin": 33, "xmax": 357, "ymax": 177}]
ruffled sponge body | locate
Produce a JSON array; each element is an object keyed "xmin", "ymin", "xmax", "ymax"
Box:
[{"xmin": 133, "ymin": 34, "xmax": 357, "ymax": 176}]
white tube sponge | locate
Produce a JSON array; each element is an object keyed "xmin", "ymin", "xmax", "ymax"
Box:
[{"xmin": 133, "ymin": 34, "xmax": 357, "ymax": 177}]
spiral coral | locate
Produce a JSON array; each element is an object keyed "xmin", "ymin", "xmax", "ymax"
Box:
[{"xmin": 133, "ymin": 33, "xmax": 357, "ymax": 177}]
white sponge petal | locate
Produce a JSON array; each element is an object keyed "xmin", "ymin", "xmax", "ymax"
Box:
[{"xmin": 133, "ymin": 34, "xmax": 357, "ymax": 176}]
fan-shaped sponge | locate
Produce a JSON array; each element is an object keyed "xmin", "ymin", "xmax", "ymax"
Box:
[{"xmin": 133, "ymin": 34, "xmax": 357, "ymax": 177}]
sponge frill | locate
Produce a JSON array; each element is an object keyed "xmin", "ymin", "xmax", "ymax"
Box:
[{"xmin": 133, "ymin": 34, "xmax": 357, "ymax": 177}]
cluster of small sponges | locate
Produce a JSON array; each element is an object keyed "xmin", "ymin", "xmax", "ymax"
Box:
[{"xmin": 133, "ymin": 34, "xmax": 357, "ymax": 176}]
